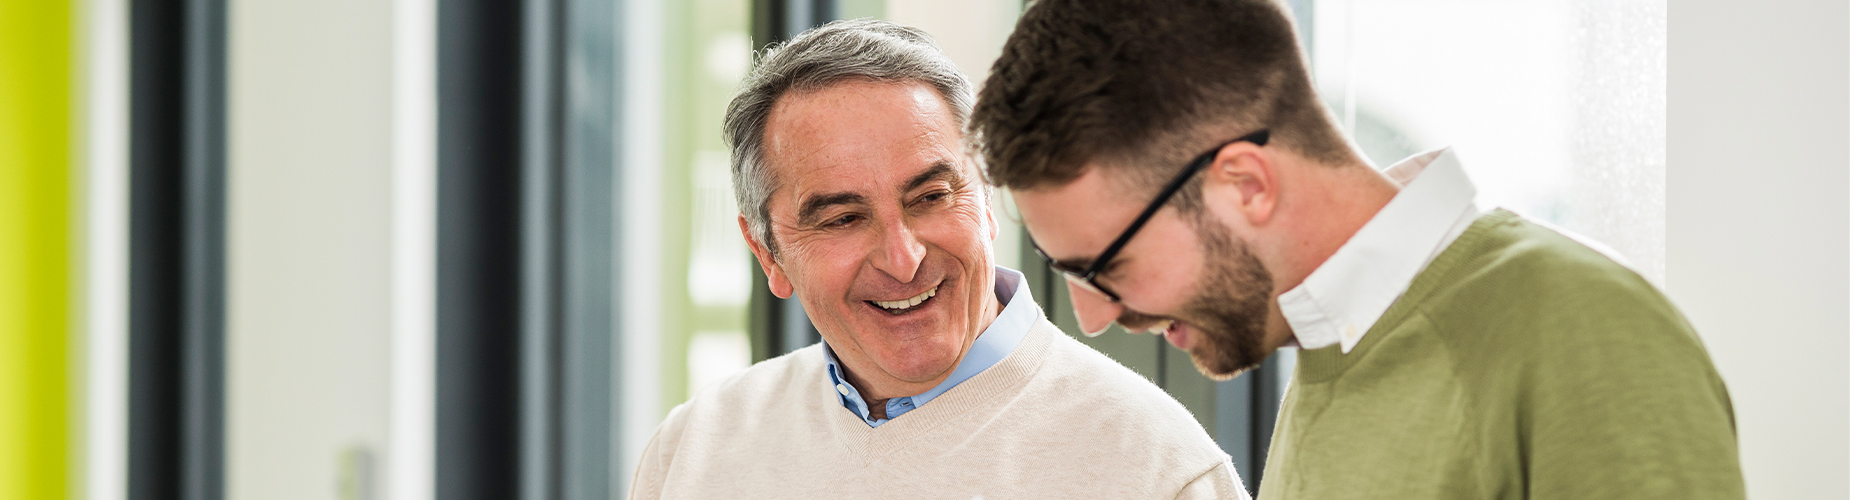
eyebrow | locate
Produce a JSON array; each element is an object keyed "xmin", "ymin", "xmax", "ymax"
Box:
[
  {"xmin": 1031, "ymin": 233, "xmax": 1096, "ymax": 271},
  {"xmin": 1059, "ymin": 256, "xmax": 1126, "ymax": 278},
  {"xmin": 1054, "ymin": 257, "xmax": 1095, "ymax": 271},
  {"xmin": 796, "ymin": 192, "xmax": 867, "ymax": 226},
  {"xmin": 795, "ymin": 161, "xmax": 965, "ymax": 224},
  {"xmin": 904, "ymin": 161, "xmax": 963, "ymax": 193}
]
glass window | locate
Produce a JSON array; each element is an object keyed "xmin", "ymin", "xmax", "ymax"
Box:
[
  {"xmin": 1313, "ymin": 0, "xmax": 1667, "ymax": 282},
  {"xmin": 662, "ymin": 0, "xmax": 754, "ymax": 409}
]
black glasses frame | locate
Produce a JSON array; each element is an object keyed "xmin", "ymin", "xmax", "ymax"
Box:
[{"xmin": 1030, "ymin": 129, "xmax": 1270, "ymax": 302}]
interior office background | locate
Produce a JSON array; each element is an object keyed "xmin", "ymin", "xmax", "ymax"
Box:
[{"xmin": 0, "ymin": 0, "xmax": 1842, "ymax": 499}]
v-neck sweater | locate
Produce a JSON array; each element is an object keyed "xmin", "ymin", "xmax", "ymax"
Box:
[
  {"xmin": 1259, "ymin": 210, "xmax": 1743, "ymax": 499},
  {"xmin": 629, "ymin": 319, "xmax": 1247, "ymax": 499}
]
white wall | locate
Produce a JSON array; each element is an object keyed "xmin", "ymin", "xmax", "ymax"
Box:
[
  {"xmin": 224, "ymin": 1, "xmax": 396, "ymax": 499},
  {"xmin": 1667, "ymin": 0, "xmax": 1849, "ymax": 498},
  {"xmin": 83, "ymin": 1, "xmax": 132, "ymax": 499}
]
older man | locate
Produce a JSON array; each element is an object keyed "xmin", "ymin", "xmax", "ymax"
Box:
[
  {"xmin": 971, "ymin": 0, "xmax": 1743, "ymax": 499},
  {"xmin": 626, "ymin": 19, "xmax": 1246, "ymax": 500}
]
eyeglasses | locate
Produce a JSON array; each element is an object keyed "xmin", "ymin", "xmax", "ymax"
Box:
[{"xmin": 1030, "ymin": 129, "xmax": 1270, "ymax": 302}]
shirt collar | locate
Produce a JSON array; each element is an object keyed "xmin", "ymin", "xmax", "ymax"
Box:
[
  {"xmin": 1277, "ymin": 148, "xmax": 1482, "ymax": 354},
  {"xmin": 824, "ymin": 266, "xmax": 1040, "ymax": 427}
]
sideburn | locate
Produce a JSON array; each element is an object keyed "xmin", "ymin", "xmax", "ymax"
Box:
[{"xmin": 1180, "ymin": 210, "xmax": 1274, "ymax": 380}]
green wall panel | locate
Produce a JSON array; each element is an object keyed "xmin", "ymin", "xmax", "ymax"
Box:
[{"xmin": 0, "ymin": 0, "xmax": 75, "ymax": 499}]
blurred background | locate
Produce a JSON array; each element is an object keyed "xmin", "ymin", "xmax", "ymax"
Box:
[{"xmin": 0, "ymin": 0, "xmax": 1843, "ymax": 499}]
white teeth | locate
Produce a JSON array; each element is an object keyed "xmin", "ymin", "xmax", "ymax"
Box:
[
  {"xmin": 874, "ymin": 286, "xmax": 938, "ymax": 311},
  {"xmin": 1147, "ymin": 320, "xmax": 1174, "ymax": 334}
]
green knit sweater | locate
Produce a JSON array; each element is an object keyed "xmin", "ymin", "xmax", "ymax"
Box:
[{"xmin": 1258, "ymin": 210, "xmax": 1744, "ymax": 499}]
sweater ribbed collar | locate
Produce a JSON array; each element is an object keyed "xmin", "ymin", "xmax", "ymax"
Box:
[
  {"xmin": 1295, "ymin": 210, "xmax": 1520, "ymax": 383},
  {"xmin": 818, "ymin": 318, "xmax": 1060, "ymax": 462}
]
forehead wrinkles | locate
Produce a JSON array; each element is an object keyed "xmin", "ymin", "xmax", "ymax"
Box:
[
  {"xmin": 768, "ymin": 81, "xmax": 956, "ymax": 153},
  {"xmin": 763, "ymin": 83, "xmax": 968, "ymax": 212}
]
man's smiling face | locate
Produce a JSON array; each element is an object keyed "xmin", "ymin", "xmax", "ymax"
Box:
[
  {"xmin": 746, "ymin": 79, "xmax": 999, "ymax": 397},
  {"xmin": 1016, "ymin": 166, "xmax": 1278, "ymax": 380}
]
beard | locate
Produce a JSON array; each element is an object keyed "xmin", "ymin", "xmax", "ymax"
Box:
[{"xmin": 1119, "ymin": 212, "xmax": 1274, "ymax": 381}]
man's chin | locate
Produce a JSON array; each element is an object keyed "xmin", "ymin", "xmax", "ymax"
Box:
[
  {"xmin": 1184, "ymin": 331, "xmax": 1268, "ymax": 382},
  {"xmin": 871, "ymin": 354, "xmax": 961, "ymax": 385},
  {"xmin": 853, "ymin": 330, "xmax": 967, "ymax": 380},
  {"xmin": 1191, "ymin": 355, "xmax": 1262, "ymax": 382}
]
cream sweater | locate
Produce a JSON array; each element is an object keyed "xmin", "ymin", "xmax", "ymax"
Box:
[{"xmin": 628, "ymin": 318, "xmax": 1248, "ymax": 499}]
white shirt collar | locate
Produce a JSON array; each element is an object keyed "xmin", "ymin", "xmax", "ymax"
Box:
[{"xmin": 1277, "ymin": 148, "xmax": 1482, "ymax": 353}]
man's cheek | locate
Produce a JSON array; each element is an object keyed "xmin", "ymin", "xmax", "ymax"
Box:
[
  {"xmin": 922, "ymin": 209, "xmax": 988, "ymax": 249},
  {"xmin": 951, "ymin": 197, "xmax": 988, "ymax": 225}
]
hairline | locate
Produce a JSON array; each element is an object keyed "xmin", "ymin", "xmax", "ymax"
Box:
[{"xmin": 726, "ymin": 20, "xmax": 978, "ymax": 259}]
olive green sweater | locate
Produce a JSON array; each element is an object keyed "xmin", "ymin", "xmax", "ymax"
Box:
[{"xmin": 1259, "ymin": 210, "xmax": 1744, "ymax": 499}]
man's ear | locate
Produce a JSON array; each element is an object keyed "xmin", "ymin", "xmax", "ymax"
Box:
[
  {"xmin": 739, "ymin": 215, "xmax": 795, "ymax": 299},
  {"xmin": 1200, "ymin": 143, "xmax": 1279, "ymax": 227}
]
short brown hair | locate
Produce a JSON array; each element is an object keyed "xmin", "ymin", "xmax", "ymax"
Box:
[{"xmin": 972, "ymin": 0, "xmax": 1356, "ymax": 193}]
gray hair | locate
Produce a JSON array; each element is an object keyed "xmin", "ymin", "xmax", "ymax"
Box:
[{"xmin": 723, "ymin": 18, "xmax": 975, "ymax": 257}]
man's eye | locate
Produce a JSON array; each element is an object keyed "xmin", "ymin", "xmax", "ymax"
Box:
[
  {"xmin": 916, "ymin": 191, "xmax": 950, "ymax": 205},
  {"xmin": 827, "ymin": 214, "xmax": 862, "ymax": 227},
  {"xmin": 1099, "ymin": 260, "xmax": 1125, "ymax": 280}
]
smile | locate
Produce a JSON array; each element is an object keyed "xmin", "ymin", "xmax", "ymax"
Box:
[{"xmin": 869, "ymin": 286, "xmax": 938, "ymax": 314}]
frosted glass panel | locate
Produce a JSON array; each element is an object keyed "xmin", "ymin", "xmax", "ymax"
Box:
[{"xmin": 1314, "ymin": 0, "xmax": 1666, "ymax": 283}]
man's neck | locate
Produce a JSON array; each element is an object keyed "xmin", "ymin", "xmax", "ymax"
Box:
[
  {"xmin": 840, "ymin": 359, "xmax": 939, "ymax": 404},
  {"xmin": 1267, "ymin": 162, "xmax": 1401, "ymax": 292},
  {"xmin": 1253, "ymin": 160, "xmax": 1400, "ymax": 347},
  {"xmin": 865, "ymin": 397, "xmax": 891, "ymax": 420}
]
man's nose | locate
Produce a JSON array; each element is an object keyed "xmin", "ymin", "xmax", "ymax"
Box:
[
  {"xmin": 1066, "ymin": 279, "xmax": 1123, "ymax": 336},
  {"xmin": 871, "ymin": 219, "xmax": 927, "ymax": 284}
]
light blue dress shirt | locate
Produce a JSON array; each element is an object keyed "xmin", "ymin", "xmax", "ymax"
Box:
[{"xmin": 822, "ymin": 266, "xmax": 1038, "ymax": 427}]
